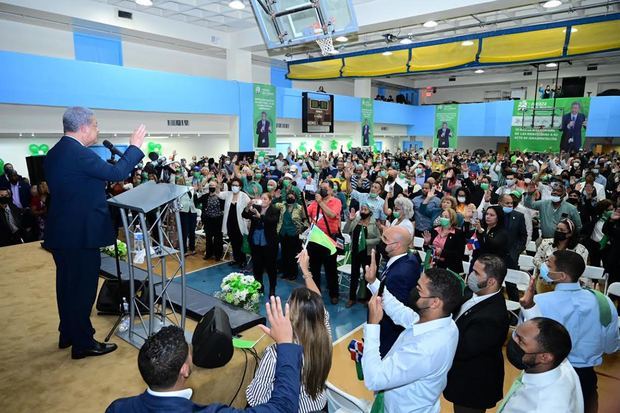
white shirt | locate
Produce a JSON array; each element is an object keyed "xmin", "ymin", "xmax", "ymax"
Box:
[
  {"xmin": 500, "ymin": 360, "xmax": 583, "ymax": 413},
  {"xmin": 455, "ymin": 290, "xmax": 501, "ymax": 320},
  {"xmin": 10, "ymin": 182, "xmax": 22, "ymax": 208},
  {"xmin": 362, "ymin": 280, "xmax": 459, "ymax": 413},
  {"xmin": 389, "ymin": 218, "xmax": 414, "ymax": 238},
  {"xmin": 146, "ymin": 387, "xmax": 193, "ymax": 400}
]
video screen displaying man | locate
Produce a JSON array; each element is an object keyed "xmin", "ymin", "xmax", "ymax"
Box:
[
  {"xmin": 256, "ymin": 111, "xmax": 272, "ymax": 148},
  {"xmin": 560, "ymin": 102, "xmax": 587, "ymax": 153},
  {"xmin": 362, "ymin": 118, "xmax": 370, "ymax": 146},
  {"xmin": 437, "ymin": 122, "xmax": 451, "ymax": 148}
]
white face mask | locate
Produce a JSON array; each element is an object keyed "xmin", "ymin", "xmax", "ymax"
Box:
[
  {"xmin": 231, "ymin": 186, "xmax": 240, "ymax": 194},
  {"xmin": 457, "ymin": 196, "xmax": 466, "ymax": 203},
  {"xmin": 550, "ymin": 195, "xmax": 561, "ymax": 203}
]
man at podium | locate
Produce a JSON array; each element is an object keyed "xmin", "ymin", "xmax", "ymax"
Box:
[{"xmin": 44, "ymin": 106, "xmax": 146, "ymax": 360}]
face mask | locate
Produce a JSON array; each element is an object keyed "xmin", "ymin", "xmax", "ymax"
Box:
[
  {"xmin": 592, "ymin": 169, "xmax": 599, "ymax": 174},
  {"xmin": 502, "ymin": 206, "xmax": 513, "ymax": 214},
  {"xmin": 360, "ymin": 212, "xmax": 371, "ymax": 220},
  {"xmin": 286, "ymin": 197, "xmax": 296, "ymax": 205},
  {"xmin": 439, "ymin": 217, "xmax": 451, "ymax": 227},
  {"xmin": 467, "ymin": 272, "xmax": 488, "ymax": 294},
  {"xmin": 480, "ymin": 183, "xmax": 489, "ymax": 191},
  {"xmin": 302, "ymin": 172, "xmax": 309, "ymax": 178},
  {"xmin": 392, "ymin": 211, "xmax": 400, "ymax": 219},
  {"xmin": 506, "ymin": 338, "xmax": 539, "ymax": 371},
  {"xmin": 231, "ymin": 186, "xmax": 240, "ymax": 194},
  {"xmin": 554, "ymin": 230, "xmax": 567, "ymax": 242},
  {"xmin": 415, "ymin": 168, "xmax": 423, "ymax": 175},
  {"xmin": 380, "ymin": 171, "xmax": 387, "ymax": 177},
  {"xmin": 225, "ymin": 160, "xmax": 231, "ymax": 165},
  {"xmin": 257, "ymin": 157, "xmax": 264, "ymax": 163},
  {"xmin": 399, "ymin": 173, "xmax": 406, "ymax": 179},
  {"xmin": 269, "ymin": 166, "xmax": 276, "ymax": 171},
  {"xmin": 282, "ymin": 180, "xmax": 290, "ymax": 187},
  {"xmin": 246, "ymin": 175, "xmax": 253, "ymax": 181},
  {"xmin": 267, "ymin": 185, "xmax": 275, "ymax": 192},
  {"xmin": 408, "ymin": 288, "xmax": 434, "ymax": 314},
  {"xmin": 255, "ymin": 173, "xmax": 262, "ymax": 179},
  {"xmin": 457, "ymin": 196, "xmax": 466, "ymax": 203},
  {"xmin": 550, "ymin": 195, "xmax": 561, "ymax": 203},
  {"xmin": 319, "ymin": 188, "xmax": 328, "ymax": 198},
  {"xmin": 387, "ymin": 176, "xmax": 395, "ymax": 182},
  {"xmin": 376, "ymin": 241, "xmax": 390, "ymax": 261},
  {"xmin": 538, "ymin": 262, "xmax": 559, "ymax": 283},
  {"xmin": 0, "ymin": 196, "xmax": 9, "ymax": 205},
  {"xmin": 208, "ymin": 187, "xmax": 216, "ymax": 193},
  {"xmin": 567, "ymin": 197, "xmax": 579, "ymax": 205},
  {"xmin": 505, "ymin": 179, "xmax": 515, "ymax": 186},
  {"xmin": 369, "ymin": 192, "xmax": 378, "ymax": 199}
]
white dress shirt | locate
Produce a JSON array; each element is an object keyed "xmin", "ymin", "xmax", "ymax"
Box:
[
  {"xmin": 500, "ymin": 359, "xmax": 583, "ymax": 413},
  {"xmin": 146, "ymin": 387, "xmax": 193, "ymax": 400},
  {"xmin": 455, "ymin": 290, "xmax": 501, "ymax": 320},
  {"xmin": 362, "ymin": 280, "xmax": 459, "ymax": 413}
]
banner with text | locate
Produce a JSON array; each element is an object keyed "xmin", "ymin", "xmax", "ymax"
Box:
[
  {"xmin": 510, "ymin": 97, "xmax": 590, "ymax": 153},
  {"xmin": 253, "ymin": 83, "xmax": 277, "ymax": 155},
  {"xmin": 361, "ymin": 98, "xmax": 374, "ymax": 149},
  {"xmin": 434, "ymin": 104, "xmax": 459, "ymax": 149}
]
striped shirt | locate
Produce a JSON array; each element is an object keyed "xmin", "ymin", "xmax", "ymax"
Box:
[{"xmin": 246, "ymin": 310, "xmax": 331, "ymax": 412}]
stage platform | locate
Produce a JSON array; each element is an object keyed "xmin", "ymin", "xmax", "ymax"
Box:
[{"xmin": 1, "ymin": 242, "xmax": 619, "ymax": 413}]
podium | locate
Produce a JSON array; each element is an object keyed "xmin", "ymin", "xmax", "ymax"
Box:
[{"xmin": 107, "ymin": 181, "xmax": 190, "ymax": 348}]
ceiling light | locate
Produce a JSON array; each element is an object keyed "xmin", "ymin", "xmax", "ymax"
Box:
[
  {"xmin": 562, "ymin": 27, "xmax": 578, "ymax": 33},
  {"xmin": 135, "ymin": 0, "xmax": 153, "ymax": 6},
  {"xmin": 400, "ymin": 38, "xmax": 413, "ymax": 45},
  {"xmin": 461, "ymin": 40, "xmax": 474, "ymax": 46},
  {"xmin": 382, "ymin": 51, "xmax": 393, "ymax": 56},
  {"xmin": 475, "ymin": 69, "xmax": 485, "ymax": 74},
  {"xmin": 335, "ymin": 36, "xmax": 348, "ymax": 42},
  {"xmin": 228, "ymin": 0, "xmax": 245, "ymax": 10},
  {"xmin": 423, "ymin": 20, "xmax": 438, "ymax": 28},
  {"xmin": 546, "ymin": 62, "xmax": 558, "ymax": 68},
  {"xmin": 542, "ymin": 1, "xmax": 562, "ymax": 8}
]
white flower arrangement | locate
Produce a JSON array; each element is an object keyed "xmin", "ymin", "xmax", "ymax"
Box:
[{"xmin": 216, "ymin": 272, "xmax": 261, "ymax": 312}]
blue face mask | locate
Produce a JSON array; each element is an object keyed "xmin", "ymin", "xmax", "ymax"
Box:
[
  {"xmin": 538, "ymin": 263, "xmax": 556, "ymax": 283},
  {"xmin": 502, "ymin": 206, "xmax": 513, "ymax": 214}
]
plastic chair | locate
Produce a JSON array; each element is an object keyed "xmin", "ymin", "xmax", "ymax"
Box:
[
  {"xmin": 526, "ymin": 240, "xmax": 537, "ymax": 255},
  {"xmin": 581, "ymin": 265, "xmax": 608, "ymax": 293},
  {"xmin": 505, "ymin": 269, "xmax": 531, "ymax": 292},
  {"xmin": 606, "ymin": 282, "xmax": 620, "ymax": 325},
  {"xmin": 326, "ymin": 381, "xmax": 371, "ymax": 413},
  {"xmin": 518, "ymin": 254, "xmax": 534, "ymax": 273},
  {"xmin": 462, "ymin": 261, "xmax": 470, "ymax": 275},
  {"xmin": 413, "ymin": 237, "xmax": 424, "ymax": 250},
  {"xmin": 337, "ymin": 264, "xmax": 353, "ymax": 294}
]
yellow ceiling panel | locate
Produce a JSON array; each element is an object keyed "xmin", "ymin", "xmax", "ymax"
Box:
[{"xmin": 479, "ymin": 28, "xmax": 565, "ymax": 63}]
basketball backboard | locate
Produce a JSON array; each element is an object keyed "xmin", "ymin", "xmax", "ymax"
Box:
[{"xmin": 249, "ymin": 0, "xmax": 358, "ymax": 49}]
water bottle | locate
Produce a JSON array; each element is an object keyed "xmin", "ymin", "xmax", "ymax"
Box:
[
  {"xmin": 119, "ymin": 297, "xmax": 130, "ymax": 333},
  {"xmin": 134, "ymin": 228, "xmax": 144, "ymax": 253}
]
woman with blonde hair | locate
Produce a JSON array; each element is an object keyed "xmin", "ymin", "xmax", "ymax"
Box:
[
  {"xmin": 423, "ymin": 207, "xmax": 466, "ymax": 274},
  {"xmin": 246, "ymin": 250, "xmax": 332, "ymax": 412}
]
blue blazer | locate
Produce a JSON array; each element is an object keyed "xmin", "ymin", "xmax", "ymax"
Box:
[
  {"xmin": 379, "ymin": 254, "xmax": 421, "ymax": 356},
  {"xmin": 43, "ymin": 136, "xmax": 144, "ymax": 249},
  {"xmin": 106, "ymin": 344, "xmax": 302, "ymax": 413}
]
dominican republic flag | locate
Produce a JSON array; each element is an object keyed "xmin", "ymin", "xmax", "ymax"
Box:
[
  {"xmin": 466, "ymin": 232, "xmax": 480, "ymax": 251},
  {"xmin": 348, "ymin": 339, "xmax": 364, "ymax": 380}
]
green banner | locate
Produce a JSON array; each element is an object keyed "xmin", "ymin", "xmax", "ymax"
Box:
[
  {"xmin": 434, "ymin": 104, "xmax": 458, "ymax": 149},
  {"xmin": 510, "ymin": 97, "xmax": 590, "ymax": 153},
  {"xmin": 361, "ymin": 98, "xmax": 374, "ymax": 148},
  {"xmin": 253, "ymin": 83, "xmax": 276, "ymax": 154}
]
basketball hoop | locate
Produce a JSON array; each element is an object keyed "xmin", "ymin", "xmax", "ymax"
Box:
[{"xmin": 316, "ymin": 36, "xmax": 337, "ymax": 55}]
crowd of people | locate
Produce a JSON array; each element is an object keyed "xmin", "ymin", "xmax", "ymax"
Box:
[{"xmin": 3, "ymin": 134, "xmax": 620, "ymax": 412}]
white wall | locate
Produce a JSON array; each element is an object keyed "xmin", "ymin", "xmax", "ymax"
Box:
[
  {"xmin": 292, "ymin": 79, "xmax": 355, "ymax": 95},
  {"xmin": 0, "ymin": 19, "xmax": 74, "ymax": 58}
]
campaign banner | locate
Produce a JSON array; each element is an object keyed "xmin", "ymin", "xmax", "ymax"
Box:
[
  {"xmin": 361, "ymin": 98, "xmax": 374, "ymax": 148},
  {"xmin": 434, "ymin": 104, "xmax": 458, "ymax": 149},
  {"xmin": 253, "ymin": 83, "xmax": 276, "ymax": 154},
  {"xmin": 510, "ymin": 97, "xmax": 590, "ymax": 153}
]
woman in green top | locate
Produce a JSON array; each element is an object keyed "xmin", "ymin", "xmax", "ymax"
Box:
[{"xmin": 274, "ymin": 191, "xmax": 307, "ymax": 280}]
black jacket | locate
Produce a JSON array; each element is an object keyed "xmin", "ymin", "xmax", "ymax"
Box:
[
  {"xmin": 444, "ymin": 291, "xmax": 510, "ymax": 408},
  {"xmin": 242, "ymin": 204, "xmax": 280, "ymax": 248},
  {"xmin": 503, "ymin": 210, "xmax": 527, "ymax": 268},
  {"xmin": 427, "ymin": 228, "xmax": 466, "ymax": 273}
]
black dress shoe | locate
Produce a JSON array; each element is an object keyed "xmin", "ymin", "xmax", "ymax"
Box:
[
  {"xmin": 71, "ymin": 341, "xmax": 118, "ymax": 360},
  {"xmin": 58, "ymin": 336, "xmax": 72, "ymax": 349}
]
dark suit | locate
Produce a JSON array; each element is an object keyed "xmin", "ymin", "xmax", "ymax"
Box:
[
  {"xmin": 256, "ymin": 119, "xmax": 271, "ymax": 148},
  {"xmin": 0, "ymin": 173, "xmax": 9, "ymax": 190},
  {"xmin": 242, "ymin": 204, "xmax": 281, "ymax": 292},
  {"xmin": 437, "ymin": 127, "xmax": 451, "ymax": 148},
  {"xmin": 106, "ymin": 343, "xmax": 302, "ymax": 413},
  {"xmin": 428, "ymin": 228, "xmax": 466, "ymax": 274},
  {"xmin": 503, "ymin": 210, "xmax": 527, "ymax": 269},
  {"xmin": 44, "ymin": 136, "xmax": 143, "ymax": 350},
  {"xmin": 378, "ymin": 254, "xmax": 421, "ymax": 357},
  {"xmin": 362, "ymin": 124, "xmax": 370, "ymax": 146},
  {"xmin": 560, "ymin": 112, "xmax": 586, "ymax": 152},
  {"xmin": 9, "ymin": 177, "xmax": 31, "ymax": 209},
  {"xmin": 444, "ymin": 291, "xmax": 509, "ymax": 409}
]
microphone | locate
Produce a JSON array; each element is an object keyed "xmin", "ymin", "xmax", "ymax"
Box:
[{"xmin": 103, "ymin": 140, "xmax": 124, "ymax": 158}]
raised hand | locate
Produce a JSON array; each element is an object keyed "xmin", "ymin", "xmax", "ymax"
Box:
[
  {"xmin": 423, "ymin": 230, "xmax": 431, "ymax": 245},
  {"xmin": 365, "ymin": 249, "xmax": 378, "ymax": 283},
  {"xmin": 519, "ymin": 275, "xmax": 536, "ymax": 309},
  {"xmin": 296, "ymin": 249, "xmax": 310, "ymax": 274},
  {"xmin": 368, "ymin": 294, "xmax": 384, "ymax": 325},
  {"xmin": 258, "ymin": 296, "xmax": 293, "ymax": 344},
  {"xmin": 130, "ymin": 124, "xmax": 147, "ymax": 148},
  {"xmin": 348, "ymin": 208, "xmax": 356, "ymax": 221}
]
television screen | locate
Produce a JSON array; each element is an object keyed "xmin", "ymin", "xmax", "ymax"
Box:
[{"xmin": 302, "ymin": 92, "xmax": 334, "ymax": 133}]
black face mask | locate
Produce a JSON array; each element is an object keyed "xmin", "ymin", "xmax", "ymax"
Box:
[
  {"xmin": 566, "ymin": 198, "xmax": 579, "ymax": 205},
  {"xmin": 387, "ymin": 176, "xmax": 395, "ymax": 182},
  {"xmin": 408, "ymin": 288, "xmax": 434, "ymax": 313},
  {"xmin": 286, "ymin": 197, "xmax": 296, "ymax": 205},
  {"xmin": 246, "ymin": 175, "xmax": 253, "ymax": 181},
  {"xmin": 319, "ymin": 188, "xmax": 328, "ymax": 198},
  {"xmin": 376, "ymin": 241, "xmax": 390, "ymax": 262},
  {"xmin": 0, "ymin": 196, "xmax": 9, "ymax": 204},
  {"xmin": 506, "ymin": 338, "xmax": 540, "ymax": 370},
  {"xmin": 208, "ymin": 187, "xmax": 216, "ymax": 193},
  {"xmin": 360, "ymin": 212, "xmax": 371, "ymax": 220},
  {"xmin": 554, "ymin": 231, "xmax": 567, "ymax": 242}
]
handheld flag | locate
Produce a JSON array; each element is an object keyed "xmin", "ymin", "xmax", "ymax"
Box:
[
  {"xmin": 348, "ymin": 339, "xmax": 364, "ymax": 380},
  {"xmin": 305, "ymin": 224, "xmax": 337, "ymax": 255}
]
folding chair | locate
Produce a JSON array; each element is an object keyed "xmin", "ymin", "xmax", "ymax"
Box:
[
  {"xmin": 518, "ymin": 254, "xmax": 534, "ymax": 273},
  {"xmin": 581, "ymin": 265, "xmax": 607, "ymax": 293},
  {"xmin": 326, "ymin": 381, "xmax": 371, "ymax": 413}
]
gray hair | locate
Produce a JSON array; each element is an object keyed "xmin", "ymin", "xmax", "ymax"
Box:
[
  {"xmin": 63, "ymin": 106, "xmax": 94, "ymax": 133},
  {"xmin": 394, "ymin": 196, "xmax": 414, "ymax": 219}
]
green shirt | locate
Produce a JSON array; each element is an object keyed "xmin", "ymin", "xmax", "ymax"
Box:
[
  {"xmin": 280, "ymin": 209, "xmax": 298, "ymax": 237},
  {"xmin": 241, "ymin": 176, "xmax": 263, "ymax": 198},
  {"xmin": 524, "ymin": 195, "xmax": 582, "ymax": 238}
]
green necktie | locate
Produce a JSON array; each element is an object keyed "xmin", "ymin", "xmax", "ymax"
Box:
[
  {"xmin": 497, "ymin": 372, "xmax": 524, "ymax": 413},
  {"xmin": 358, "ymin": 226, "xmax": 367, "ymax": 253},
  {"xmin": 370, "ymin": 391, "xmax": 384, "ymax": 413}
]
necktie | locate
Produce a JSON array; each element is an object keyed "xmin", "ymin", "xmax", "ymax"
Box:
[{"xmin": 497, "ymin": 373, "xmax": 524, "ymax": 413}]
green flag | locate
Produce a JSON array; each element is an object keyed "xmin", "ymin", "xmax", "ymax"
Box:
[
  {"xmin": 306, "ymin": 224, "xmax": 337, "ymax": 255},
  {"xmin": 358, "ymin": 227, "xmax": 367, "ymax": 253}
]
